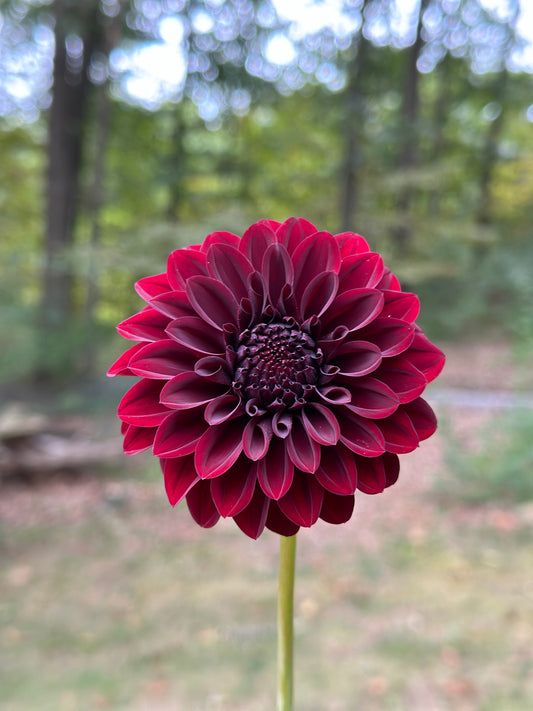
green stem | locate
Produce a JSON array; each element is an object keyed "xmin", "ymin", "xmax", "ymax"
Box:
[{"xmin": 277, "ymin": 534, "xmax": 297, "ymax": 711}]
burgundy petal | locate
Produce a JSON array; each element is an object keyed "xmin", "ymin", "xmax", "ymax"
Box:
[
  {"xmin": 207, "ymin": 243, "xmax": 254, "ymax": 302},
  {"xmin": 194, "ymin": 418, "xmax": 246, "ymax": 479},
  {"xmin": 337, "ymin": 408, "xmax": 386, "ymax": 456},
  {"xmin": 186, "ymin": 480, "xmax": 220, "ymax": 528},
  {"xmin": 128, "ymin": 340, "xmax": 197, "ymax": 379},
  {"xmin": 356, "ymin": 456, "xmax": 389, "ymax": 494},
  {"xmin": 135, "ymin": 272, "xmax": 170, "ymax": 301},
  {"xmin": 286, "ymin": 417, "xmax": 321, "ymax": 473},
  {"xmin": 278, "ymin": 470, "xmax": 324, "ymax": 528},
  {"xmin": 272, "ymin": 411, "xmax": 293, "ymax": 439},
  {"xmin": 380, "ymin": 290, "xmax": 420, "ymax": 322},
  {"xmin": 319, "ymin": 491, "xmax": 355, "ymax": 524},
  {"xmin": 383, "ymin": 452, "xmax": 400, "ymax": 487},
  {"xmin": 275, "ymin": 217, "xmax": 318, "ymax": 254},
  {"xmin": 358, "ymin": 318, "xmax": 415, "ymax": 357},
  {"xmin": 292, "ymin": 232, "xmax": 341, "ymax": 302},
  {"xmin": 194, "ymin": 356, "xmax": 231, "ymax": 384},
  {"xmin": 186, "ymin": 276, "xmax": 239, "ymax": 330},
  {"xmin": 167, "ymin": 248, "xmax": 208, "ymax": 291},
  {"xmin": 332, "ymin": 340, "xmax": 382, "ymax": 377},
  {"xmin": 262, "ymin": 243, "xmax": 294, "ymax": 308},
  {"xmin": 338, "ymin": 252, "xmax": 384, "ymax": 292},
  {"xmin": 202, "ymin": 230, "xmax": 240, "ymax": 250},
  {"xmin": 405, "ymin": 331, "xmax": 446, "ymax": 382},
  {"xmin": 300, "ymin": 271, "xmax": 339, "ymax": 320},
  {"xmin": 243, "ymin": 418, "xmax": 272, "ymax": 461},
  {"xmin": 315, "ymin": 443, "xmax": 358, "ymax": 495},
  {"xmin": 266, "ymin": 503, "xmax": 300, "ymax": 536},
  {"xmin": 233, "ymin": 484, "xmax": 270, "ymax": 539},
  {"xmin": 160, "ymin": 371, "xmax": 227, "ymax": 409},
  {"xmin": 149, "ymin": 290, "xmax": 196, "ymax": 320},
  {"xmin": 210, "ymin": 456, "xmax": 256, "ymax": 517},
  {"xmin": 123, "ymin": 424, "xmax": 157, "ymax": 455},
  {"xmin": 346, "ymin": 377, "xmax": 400, "ymax": 419},
  {"xmin": 375, "ymin": 356, "xmax": 427, "ymax": 403},
  {"xmin": 322, "ymin": 288, "xmax": 384, "ymax": 334},
  {"xmin": 204, "ymin": 393, "xmax": 242, "ymax": 425},
  {"xmin": 378, "ymin": 408, "xmax": 420, "ymax": 454},
  {"xmin": 256, "ymin": 436, "xmax": 294, "ymax": 499},
  {"xmin": 152, "ymin": 408, "xmax": 208, "ymax": 457},
  {"xmin": 118, "ymin": 380, "xmax": 169, "ymax": 427},
  {"xmin": 166, "ymin": 316, "xmax": 225, "ymax": 355},
  {"xmin": 316, "ymin": 384, "xmax": 352, "ymax": 405},
  {"xmin": 107, "ymin": 342, "xmax": 145, "ymax": 377},
  {"xmin": 163, "ymin": 456, "xmax": 199, "ymax": 505},
  {"xmin": 117, "ymin": 308, "xmax": 170, "ymax": 342},
  {"xmin": 376, "ymin": 267, "xmax": 401, "ymax": 290},
  {"xmin": 335, "ymin": 232, "xmax": 370, "ymax": 256},
  {"xmin": 240, "ymin": 222, "xmax": 277, "ymax": 270},
  {"xmin": 404, "ymin": 398, "xmax": 437, "ymax": 441},
  {"xmin": 302, "ymin": 403, "xmax": 340, "ymax": 446}
]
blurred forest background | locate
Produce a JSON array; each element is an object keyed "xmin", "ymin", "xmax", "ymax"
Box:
[
  {"xmin": 1, "ymin": 0, "xmax": 533, "ymax": 384},
  {"xmin": 2, "ymin": 2, "xmax": 533, "ymax": 710}
]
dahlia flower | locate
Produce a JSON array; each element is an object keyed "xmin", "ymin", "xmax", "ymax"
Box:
[{"xmin": 109, "ymin": 217, "xmax": 444, "ymax": 539}]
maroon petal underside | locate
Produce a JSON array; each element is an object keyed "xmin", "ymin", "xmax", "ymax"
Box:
[
  {"xmin": 337, "ymin": 407, "xmax": 386, "ymax": 456},
  {"xmin": 135, "ymin": 272, "xmax": 170, "ymax": 301},
  {"xmin": 319, "ymin": 490, "xmax": 355, "ymax": 524},
  {"xmin": 152, "ymin": 408, "xmax": 208, "ymax": 457},
  {"xmin": 117, "ymin": 308, "xmax": 170, "ymax": 342},
  {"xmin": 321, "ymin": 288, "xmax": 384, "ymax": 335},
  {"xmin": 346, "ymin": 377, "xmax": 400, "ymax": 419},
  {"xmin": 262, "ymin": 242, "xmax": 294, "ymax": 308},
  {"xmin": 149, "ymin": 290, "xmax": 197, "ymax": 320},
  {"xmin": 107, "ymin": 342, "xmax": 145, "ymax": 377},
  {"xmin": 255, "ymin": 436, "xmax": 294, "ymax": 499},
  {"xmin": 122, "ymin": 424, "xmax": 157, "ymax": 455},
  {"xmin": 300, "ymin": 271, "xmax": 339, "ymax": 320},
  {"xmin": 240, "ymin": 222, "xmax": 277, "ymax": 270},
  {"xmin": 335, "ymin": 232, "xmax": 370, "ymax": 257},
  {"xmin": 405, "ymin": 332, "xmax": 446, "ymax": 382},
  {"xmin": 315, "ymin": 443, "xmax": 358, "ymax": 495},
  {"xmin": 204, "ymin": 394, "xmax": 242, "ymax": 425},
  {"xmin": 128, "ymin": 340, "xmax": 198, "ymax": 379},
  {"xmin": 165, "ymin": 316, "xmax": 226, "ymax": 355},
  {"xmin": 207, "ymin": 243, "xmax": 254, "ymax": 302},
  {"xmin": 186, "ymin": 276, "xmax": 239, "ymax": 331},
  {"xmin": 266, "ymin": 502, "xmax": 300, "ymax": 536},
  {"xmin": 403, "ymin": 398, "xmax": 438, "ymax": 441},
  {"xmin": 292, "ymin": 232, "xmax": 341, "ymax": 303},
  {"xmin": 118, "ymin": 380, "xmax": 169, "ymax": 427},
  {"xmin": 275, "ymin": 216, "xmax": 318, "ymax": 254},
  {"xmin": 160, "ymin": 371, "xmax": 228, "ymax": 409},
  {"xmin": 243, "ymin": 417, "xmax": 273, "ymax": 461},
  {"xmin": 167, "ymin": 247, "xmax": 208, "ymax": 291},
  {"xmin": 375, "ymin": 356, "xmax": 427, "ymax": 403},
  {"xmin": 286, "ymin": 417, "xmax": 321, "ymax": 473},
  {"xmin": 233, "ymin": 483, "xmax": 270, "ymax": 539},
  {"xmin": 163, "ymin": 456, "xmax": 199, "ymax": 505},
  {"xmin": 380, "ymin": 290, "xmax": 420, "ymax": 322},
  {"xmin": 210, "ymin": 456, "xmax": 256, "ymax": 517},
  {"xmin": 378, "ymin": 407, "xmax": 421, "ymax": 453},
  {"xmin": 357, "ymin": 318, "xmax": 415, "ymax": 357},
  {"xmin": 301, "ymin": 403, "xmax": 340, "ymax": 446},
  {"xmin": 332, "ymin": 340, "xmax": 382, "ymax": 377},
  {"xmin": 356, "ymin": 455, "xmax": 388, "ymax": 494},
  {"xmin": 278, "ymin": 470, "xmax": 324, "ymax": 528},
  {"xmin": 194, "ymin": 418, "xmax": 247, "ymax": 479},
  {"xmin": 186, "ymin": 479, "xmax": 220, "ymax": 528},
  {"xmin": 337, "ymin": 252, "xmax": 384, "ymax": 292}
]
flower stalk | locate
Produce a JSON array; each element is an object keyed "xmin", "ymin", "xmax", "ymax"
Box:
[{"xmin": 277, "ymin": 534, "xmax": 297, "ymax": 711}]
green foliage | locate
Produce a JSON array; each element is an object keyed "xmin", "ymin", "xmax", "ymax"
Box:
[{"xmin": 439, "ymin": 408, "xmax": 533, "ymax": 505}]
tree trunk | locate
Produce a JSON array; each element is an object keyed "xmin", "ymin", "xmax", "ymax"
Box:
[
  {"xmin": 392, "ymin": 0, "xmax": 428, "ymax": 255},
  {"xmin": 38, "ymin": 0, "xmax": 100, "ymax": 377},
  {"xmin": 338, "ymin": 0, "xmax": 369, "ymax": 232}
]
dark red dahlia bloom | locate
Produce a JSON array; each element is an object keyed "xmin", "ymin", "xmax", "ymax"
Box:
[{"xmin": 109, "ymin": 218, "xmax": 444, "ymax": 538}]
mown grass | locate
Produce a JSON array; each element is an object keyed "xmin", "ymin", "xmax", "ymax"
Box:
[{"xmin": 2, "ymin": 444, "xmax": 533, "ymax": 711}]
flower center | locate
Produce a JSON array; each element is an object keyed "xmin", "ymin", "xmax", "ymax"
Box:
[{"xmin": 233, "ymin": 318, "xmax": 320, "ymax": 412}]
